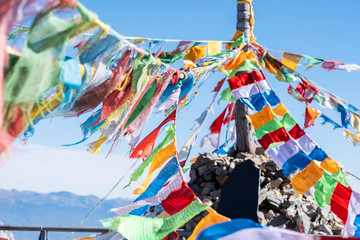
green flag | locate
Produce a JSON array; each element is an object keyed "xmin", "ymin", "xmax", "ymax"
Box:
[
  {"xmin": 314, "ymin": 172, "xmax": 337, "ymax": 208},
  {"xmin": 102, "ymin": 201, "xmax": 207, "ymax": 240},
  {"xmin": 254, "ymin": 118, "xmax": 282, "ymax": 139}
]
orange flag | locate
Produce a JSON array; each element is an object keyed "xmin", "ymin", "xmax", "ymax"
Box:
[{"xmin": 304, "ymin": 105, "xmax": 321, "ymax": 129}]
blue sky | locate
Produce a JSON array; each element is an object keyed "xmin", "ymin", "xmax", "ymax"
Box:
[{"xmin": 1, "ymin": 0, "xmax": 360, "ymax": 199}]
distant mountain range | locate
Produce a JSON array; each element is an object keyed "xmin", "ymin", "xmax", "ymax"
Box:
[{"xmin": 0, "ymin": 189, "xmax": 130, "ymax": 240}]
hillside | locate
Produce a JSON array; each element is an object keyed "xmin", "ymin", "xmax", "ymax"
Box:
[{"xmin": 0, "ymin": 190, "xmax": 130, "ymax": 240}]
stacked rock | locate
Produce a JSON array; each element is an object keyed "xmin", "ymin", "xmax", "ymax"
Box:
[{"xmin": 186, "ymin": 152, "xmax": 344, "ymax": 235}]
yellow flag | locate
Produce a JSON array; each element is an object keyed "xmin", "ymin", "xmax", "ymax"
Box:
[
  {"xmin": 290, "ymin": 161, "xmax": 324, "ymax": 196},
  {"xmin": 208, "ymin": 41, "xmax": 222, "ymax": 56},
  {"xmin": 320, "ymin": 157, "xmax": 340, "ymax": 174},
  {"xmin": 281, "ymin": 52, "xmax": 302, "ymax": 71},
  {"xmin": 248, "ymin": 105, "xmax": 276, "ymax": 129},
  {"xmin": 272, "ymin": 102, "xmax": 287, "ymax": 117},
  {"xmin": 184, "ymin": 46, "xmax": 208, "ymax": 63}
]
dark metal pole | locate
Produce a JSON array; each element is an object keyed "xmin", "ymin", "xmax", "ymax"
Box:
[
  {"xmin": 235, "ymin": 0, "xmax": 256, "ymax": 155},
  {"xmin": 0, "ymin": 225, "xmax": 109, "ymax": 233}
]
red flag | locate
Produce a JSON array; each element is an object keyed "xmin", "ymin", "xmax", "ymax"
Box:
[
  {"xmin": 161, "ymin": 182, "xmax": 195, "ymax": 215},
  {"xmin": 129, "ymin": 110, "xmax": 176, "ymax": 159},
  {"xmin": 209, "ymin": 107, "xmax": 227, "ymax": 134},
  {"xmin": 227, "ymin": 70, "xmax": 265, "ymax": 90},
  {"xmin": 223, "ymin": 103, "xmax": 235, "ymax": 125},
  {"xmin": 294, "ymin": 82, "xmax": 319, "ymax": 103},
  {"xmin": 322, "ymin": 60, "xmax": 343, "ymax": 70},
  {"xmin": 212, "ymin": 77, "xmax": 226, "ymax": 92},
  {"xmin": 258, "ymin": 127, "xmax": 290, "ymax": 150},
  {"xmin": 331, "ymin": 182, "xmax": 352, "ymax": 224},
  {"xmin": 288, "ymin": 124, "xmax": 306, "ymax": 140}
]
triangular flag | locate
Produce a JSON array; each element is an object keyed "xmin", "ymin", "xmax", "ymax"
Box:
[
  {"xmin": 304, "ymin": 105, "xmax": 321, "ymax": 129},
  {"xmin": 281, "ymin": 52, "xmax": 302, "ymax": 71}
]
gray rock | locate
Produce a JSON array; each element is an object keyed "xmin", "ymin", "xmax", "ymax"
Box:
[
  {"xmin": 265, "ymin": 210, "xmax": 275, "ymax": 220},
  {"xmin": 194, "ymin": 155, "xmax": 206, "ymax": 168},
  {"xmin": 202, "ymin": 197, "xmax": 213, "ymax": 207},
  {"xmin": 318, "ymin": 224, "xmax": 333, "ymax": 235},
  {"xmin": 236, "ymin": 152, "xmax": 253, "ymax": 159},
  {"xmin": 260, "ymin": 176, "xmax": 265, "ymax": 184},
  {"xmin": 269, "ymin": 178, "xmax": 283, "ymax": 189},
  {"xmin": 229, "ymin": 162, "xmax": 236, "ymax": 174},
  {"xmin": 255, "ymin": 146, "xmax": 265, "ymax": 155},
  {"xmin": 332, "ymin": 222, "xmax": 344, "ymax": 235},
  {"xmin": 201, "ymin": 187, "xmax": 212, "ymax": 195},
  {"xmin": 268, "ymin": 214, "xmax": 288, "ymax": 227},
  {"xmin": 285, "ymin": 207, "xmax": 297, "ymax": 219},
  {"xmin": 188, "ymin": 183, "xmax": 201, "ymax": 194},
  {"xmin": 258, "ymin": 188, "xmax": 268, "ymax": 203},
  {"xmin": 288, "ymin": 195, "xmax": 296, "ymax": 204},
  {"xmin": 203, "ymin": 172, "xmax": 214, "ymax": 182},
  {"xmin": 212, "ymin": 200, "xmax": 220, "ymax": 211},
  {"xmin": 198, "ymin": 164, "xmax": 213, "ymax": 176},
  {"xmin": 209, "ymin": 189, "xmax": 221, "ymax": 198},
  {"xmin": 265, "ymin": 161, "xmax": 279, "ymax": 172},
  {"xmin": 185, "ymin": 219, "xmax": 197, "ymax": 230},
  {"xmin": 282, "ymin": 188, "xmax": 295, "ymax": 196},
  {"xmin": 258, "ymin": 211, "xmax": 267, "ymax": 225},
  {"xmin": 205, "ymin": 153, "xmax": 220, "ymax": 161},
  {"xmin": 215, "ymin": 166, "xmax": 228, "ymax": 176},
  {"xmin": 320, "ymin": 204, "xmax": 330, "ymax": 218},
  {"xmin": 216, "ymin": 175, "xmax": 229, "ymax": 186},
  {"xmin": 267, "ymin": 195, "xmax": 283, "ymax": 211},
  {"xmin": 189, "ymin": 169, "xmax": 197, "ymax": 183},
  {"xmin": 296, "ymin": 214, "xmax": 312, "ymax": 234}
]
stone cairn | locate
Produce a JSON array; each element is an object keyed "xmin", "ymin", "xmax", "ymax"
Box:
[{"xmin": 185, "ymin": 152, "xmax": 344, "ymax": 236}]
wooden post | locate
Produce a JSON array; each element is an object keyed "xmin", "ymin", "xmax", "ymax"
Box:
[{"xmin": 235, "ymin": 0, "xmax": 256, "ymax": 155}]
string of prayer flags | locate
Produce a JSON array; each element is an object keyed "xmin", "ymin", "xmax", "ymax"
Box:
[
  {"xmin": 304, "ymin": 105, "xmax": 321, "ymax": 129},
  {"xmin": 130, "ymin": 157, "xmax": 180, "ymax": 215},
  {"xmin": 110, "ymin": 174, "xmax": 183, "ymax": 216},
  {"xmin": 133, "ymin": 140, "xmax": 177, "ymax": 195}
]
